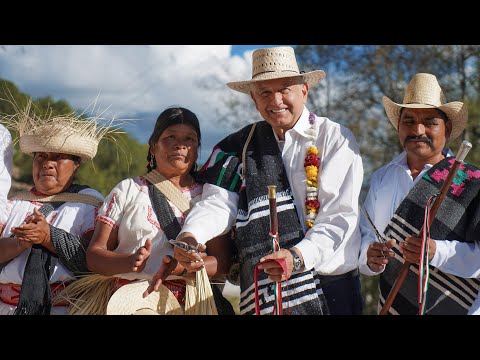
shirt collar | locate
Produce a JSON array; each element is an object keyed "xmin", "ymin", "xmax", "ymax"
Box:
[
  {"xmin": 290, "ymin": 106, "xmax": 312, "ymax": 138},
  {"xmin": 392, "ymin": 148, "xmax": 454, "ymax": 171}
]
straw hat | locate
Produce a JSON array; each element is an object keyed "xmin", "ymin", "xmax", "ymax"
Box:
[
  {"xmin": 106, "ymin": 280, "xmax": 184, "ymax": 315},
  {"xmin": 227, "ymin": 46, "xmax": 326, "ymax": 94},
  {"xmin": 20, "ymin": 125, "xmax": 100, "ymax": 162},
  {"xmin": 383, "ymin": 73, "xmax": 467, "ymax": 140},
  {"xmin": 2, "ymin": 100, "xmax": 120, "ymax": 162}
]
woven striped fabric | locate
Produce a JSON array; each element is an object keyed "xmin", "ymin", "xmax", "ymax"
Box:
[
  {"xmin": 198, "ymin": 121, "xmax": 328, "ymax": 314},
  {"xmin": 380, "ymin": 157, "xmax": 480, "ymax": 315}
]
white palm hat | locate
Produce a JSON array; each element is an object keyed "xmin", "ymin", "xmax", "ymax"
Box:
[
  {"xmin": 227, "ymin": 46, "xmax": 326, "ymax": 94},
  {"xmin": 106, "ymin": 280, "xmax": 184, "ymax": 315},
  {"xmin": 383, "ymin": 73, "xmax": 468, "ymax": 140},
  {"xmin": 3, "ymin": 100, "xmax": 120, "ymax": 162}
]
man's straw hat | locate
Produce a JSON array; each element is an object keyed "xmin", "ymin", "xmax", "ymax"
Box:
[
  {"xmin": 383, "ymin": 73, "xmax": 467, "ymax": 140},
  {"xmin": 227, "ymin": 46, "xmax": 326, "ymax": 94},
  {"xmin": 106, "ymin": 280, "xmax": 184, "ymax": 315}
]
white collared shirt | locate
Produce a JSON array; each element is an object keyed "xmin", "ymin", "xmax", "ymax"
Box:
[
  {"xmin": 181, "ymin": 106, "xmax": 364, "ymax": 275},
  {"xmin": 359, "ymin": 149, "xmax": 480, "ymax": 314}
]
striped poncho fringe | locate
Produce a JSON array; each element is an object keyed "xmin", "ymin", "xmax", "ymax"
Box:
[
  {"xmin": 198, "ymin": 121, "xmax": 328, "ymax": 315},
  {"xmin": 380, "ymin": 157, "xmax": 480, "ymax": 315}
]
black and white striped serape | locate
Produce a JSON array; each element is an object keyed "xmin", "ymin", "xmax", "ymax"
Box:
[
  {"xmin": 198, "ymin": 121, "xmax": 328, "ymax": 315},
  {"xmin": 379, "ymin": 157, "xmax": 480, "ymax": 315}
]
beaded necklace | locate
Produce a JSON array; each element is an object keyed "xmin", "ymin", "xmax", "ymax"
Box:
[{"xmin": 304, "ymin": 112, "xmax": 320, "ymax": 229}]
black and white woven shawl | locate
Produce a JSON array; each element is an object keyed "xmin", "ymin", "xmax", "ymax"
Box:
[
  {"xmin": 198, "ymin": 121, "xmax": 328, "ymax": 315},
  {"xmin": 380, "ymin": 157, "xmax": 480, "ymax": 315}
]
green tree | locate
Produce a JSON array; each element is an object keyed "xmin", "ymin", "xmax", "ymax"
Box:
[{"xmin": 0, "ymin": 78, "xmax": 148, "ymax": 197}]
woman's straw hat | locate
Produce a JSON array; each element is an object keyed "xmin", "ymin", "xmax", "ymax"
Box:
[
  {"xmin": 20, "ymin": 125, "xmax": 100, "ymax": 162},
  {"xmin": 383, "ymin": 73, "xmax": 467, "ymax": 140},
  {"xmin": 106, "ymin": 280, "xmax": 184, "ymax": 315},
  {"xmin": 2, "ymin": 100, "xmax": 120, "ymax": 162},
  {"xmin": 227, "ymin": 46, "xmax": 326, "ymax": 94}
]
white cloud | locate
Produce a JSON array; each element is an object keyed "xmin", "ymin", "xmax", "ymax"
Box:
[{"xmin": 0, "ymin": 45, "xmax": 255, "ymax": 161}]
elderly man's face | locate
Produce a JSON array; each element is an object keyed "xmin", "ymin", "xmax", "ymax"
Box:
[
  {"xmin": 250, "ymin": 77, "xmax": 308, "ymax": 139},
  {"xmin": 32, "ymin": 152, "xmax": 80, "ymax": 195},
  {"xmin": 398, "ymin": 108, "xmax": 452, "ymax": 162}
]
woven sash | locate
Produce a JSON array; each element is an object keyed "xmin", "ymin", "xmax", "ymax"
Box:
[
  {"xmin": 144, "ymin": 170, "xmax": 191, "ymax": 215},
  {"xmin": 11, "ymin": 191, "xmax": 103, "ymax": 208}
]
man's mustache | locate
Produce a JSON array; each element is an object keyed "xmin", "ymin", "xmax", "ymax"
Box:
[{"xmin": 404, "ymin": 135, "xmax": 433, "ymax": 148}]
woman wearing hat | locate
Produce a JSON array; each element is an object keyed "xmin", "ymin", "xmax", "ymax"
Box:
[
  {"xmin": 85, "ymin": 107, "xmax": 234, "ymax": 315},
  {"xmin": 0, "ymin": 102, "xmax": 108, "ymax": 315},
  {"xmin": 174, "ymin": 46, "xmax": 364, "ymax": 315},
  {"xmin": 359, "ymin": 73, "xmax": 480, "ymax": 315}
]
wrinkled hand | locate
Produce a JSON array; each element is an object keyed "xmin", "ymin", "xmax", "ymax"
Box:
[
  {"xmin": 172, "ymin": 233, "xmax": 206, "ymax": 273},
  {"xmin": 399, "ymin": 236, "xmax": 436, "ymax": 264},
  {"xmin": 366, "ymin": 239, "xmax": 396, "ymax": 272},
  {"xmin": 143, "ymin": 255, "xmax": 178, "ymax": 298},
  {"xmin": 130, "ymin": 238, "xmax": 152, "ymax": 273},
  {"xmin": 11, "ymin": 208, "xmax": 50, "ymax": 246},
  {"xmin": 258, "ymin": 249, "xmax": 291, "ymax": 282}
]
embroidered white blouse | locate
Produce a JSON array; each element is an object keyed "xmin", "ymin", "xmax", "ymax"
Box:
[
  {"xmin": 96, "ymin": 176, "xmax": 203, "ymax": 280},
  {"xmin": 0, "ymin": 187, "xmax": 103, "ymax": 284}
]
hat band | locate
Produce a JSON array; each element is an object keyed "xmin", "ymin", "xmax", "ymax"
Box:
[
  {"xmin": 252, "ymin": 69, "xmax": 300, "ymax": 80},
  {"xmin": 404, "ymin": 101, "xmax": 441, "ymax": 107}
]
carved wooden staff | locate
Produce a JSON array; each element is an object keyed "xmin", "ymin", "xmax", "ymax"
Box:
[
  {"xmin": 380, "ymin": 140, "xmax": 473, "ymax": 315},
  {"xmin": 267, "ymin": 185, "xmax": 283, "ymax": 315}
]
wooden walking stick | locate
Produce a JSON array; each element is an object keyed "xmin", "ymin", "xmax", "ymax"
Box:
[
  {"xmin": 379, "ymin": 140, "xmax": 472, "ymax": 315},
  {"xmin": 268, "ymin": 185, "xmax": 283, "ymax": 315}
]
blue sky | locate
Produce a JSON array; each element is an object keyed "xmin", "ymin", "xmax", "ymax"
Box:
[
  {"xmin": 230, "ymin": 45, "xmax": 279, "ymax": 56},
  {"xmin": 0, "ymin": 45, "xmax": 280, "ymax": 162}
]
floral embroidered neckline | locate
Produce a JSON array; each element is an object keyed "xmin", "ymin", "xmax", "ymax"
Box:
[{"xmin": 304, "ymin": 112, "xmax": 320, "ymax": 229}]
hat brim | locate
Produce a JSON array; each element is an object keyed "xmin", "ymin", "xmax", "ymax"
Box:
[
  {"xmin": 106, "ymin": 280, "xmax": 184, "ymax": 315},
  {"xmin": 19, "ymin": 133, "xmax": 98, "ymax": 162},
  {"xmin": 227, "ymin": 70, "xmax": 326, "ymax": 94},
  {"xmin": 383, "ymin": 96, "xmax": 467, "ymax": 140}
]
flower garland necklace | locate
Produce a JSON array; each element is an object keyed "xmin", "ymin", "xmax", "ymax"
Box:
[{"xmin": 304, "ymin": 112, "xmax": 320, "ymax": 229}]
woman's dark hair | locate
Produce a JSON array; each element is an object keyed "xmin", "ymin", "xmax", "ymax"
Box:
[{"xmin": 146, "ymin": 107, "xmax": 202, "ymax": 176}]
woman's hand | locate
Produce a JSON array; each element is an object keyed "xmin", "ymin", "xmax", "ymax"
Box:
[
  {"xmin": 11, "ymin": 208, "xmax": 50, "ymax": 246},
  {"xmin": 143, "ymin": 255, "xmax": 178, "ymax": 298},
  {"xmin": 130, "ymin": 238, "xmax": 152, "ymax": 273}
]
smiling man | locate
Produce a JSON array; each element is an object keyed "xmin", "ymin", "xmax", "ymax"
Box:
[
  {"xmin": 359, "ymin": 73, "xmax": 480, "ymax": 315},
  {"xmin": 175, "ymin": 46, "xmax": 364, "ymax": 315}
]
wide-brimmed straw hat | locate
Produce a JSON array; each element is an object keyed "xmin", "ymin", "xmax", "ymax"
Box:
[
  {"xmin": 20, "ymin": 125, "xmax": 100, "ymax": 162},
  {"xmin": 106, "ymin": 280, "xmax": 184, "ymax": 315},
  {"xmin": 227, "ymin": 46, "xmax": 326, "ymax": 94},
  {"xmin": 383, "ymin": 73, "xmax": 467, "ymax": 140},
  {"xmin": 2, "ymin": 99, "xmax": 120, "ymax": 162}
]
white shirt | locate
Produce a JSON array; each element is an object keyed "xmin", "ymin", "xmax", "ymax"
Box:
[
  {"xmin": 359, "ymin": 149, "xmax": 480, "ymax": 314},
  {"xmin": 181, "ymin": 106, "xmax": 364, "ymax": 275},
  {"xmin": 0, "ymin": 187, "xmax": 103, "ymax": 284},
  {"xmin": 0, "ymin": 125, "xmax": 12, "ymax": 223},
  {"xmin": 0, "ymin": 186, "xmax": 102, "ymax": 315},
  {"xmin": 359, "ymin": 149, "xmax": 480, "ymax": 278},
  {"xmin": 96, "ymin": 176, "xmax": 203, "ymax": 280}
]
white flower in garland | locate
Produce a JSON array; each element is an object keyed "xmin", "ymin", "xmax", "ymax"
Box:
[{"xmin": 304, "ymin": 113, "xmax": 320, "ymax": 229}]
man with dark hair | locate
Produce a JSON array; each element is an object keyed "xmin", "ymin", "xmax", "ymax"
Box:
[{"xmin": 360, "ymin": 73, "xmax": 480, "ymax": 315}]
